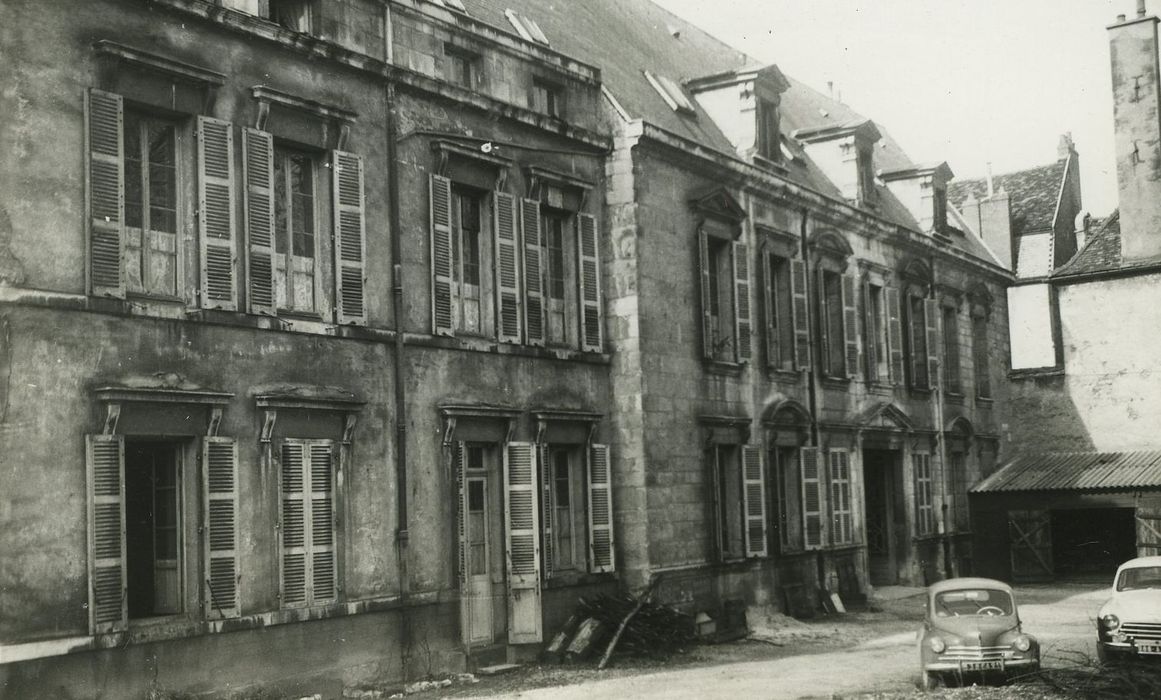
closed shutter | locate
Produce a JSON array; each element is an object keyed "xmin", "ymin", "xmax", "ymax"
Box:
[
  {"xmin": 430, "ymin": 174, "xmax": 455, "ymax": 336},
  {"xmin": 280, "ymin": 441, "xmax": 308, "ymax": 607},
  {"xmin": 762, "ymin": 252, "xmax": 778, "ymax": 370},
  {"xmin": 790, "ymin": 259, "xmax": 811, "ymax": 371},
  {"xmin": 578, "ymin": 213, "xmax": 603, "ymax": 352},
  {"xmin": 494, "ymin": 192, "xmax": 522, "ymax": 343},
  {"xmin": 455, "ymin": 442, "xmax": 468, "ymax": 585},
  {"xmin": 203, "ymin": 437, "xmax": 240, "ymax": 619},
  {"xmin": 86, "ymin": 434, "xmax": 127, "ymax": 633},
  {"xmin": 828, "ymin": 449, "xmax": 852, "ymax": 545},
  {"xmin": 197, "ymin": 116, "xmax": 237, "ymax": 310},
  {"xmin": 800, "ymin": 447, "xmax": 822, "ymax": 550},
  {"xmin": 742, "ymin": 445, "xmax": 767, "ymax": 558},
  {"xmin": 333, "ymin": 150, "xmax": 367, "ymax": 325},
  {"xmin": 588, "ymin": 443, "xmax": 615, "ymax": 573},
  {"xmin": 243, "ymin": 129, "xmax": 276, "ymax": 315},
  {"xmin": 886, "ymin": 286, "xmax": 904, "ymax": 385},
  {"xmin": 925, "ymin": 298, "xmax": 939, "ymax": 391},
  {"xmin": 309, "ymin": 441, "xmax": 336, "ymax": 603},
  {"xmin": 539, "ymin": 443, "xmax": 553, "ymax": 578},
  {"xmin": 280, "ymin": 439, "xmax": 337, "ymax": 608},
  {"xmin": 85, "ymin": 89, "xmax": 125, "ymax": 298},
  {"xmin": 698, "ymin": 230, "xmax": 713, "ymax": 359},
  {"xmin": 732, "ymin": 240, "xmax": 752, "ymax": 362},
  {"xmin": 522, "ymin": 199, "xmax": 545, "ymax": 346},
  {"xmin": 504, "ymin": 441, "xmax": 542, "ymax": 643},
  {"xmin": 862, "ymin": 280, "xmax": 877, "ymax": 380},
  {"xmin": 842, "ymin": 275, "xmax": 860, "ymax": 378}
]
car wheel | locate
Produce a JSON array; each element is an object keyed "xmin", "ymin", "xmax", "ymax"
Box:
[{"xmin": 922, "ymin": 671, "xmax": 941, "ymax": 690}]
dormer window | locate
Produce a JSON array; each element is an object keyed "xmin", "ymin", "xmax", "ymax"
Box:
[
  {"xmin": 756, "ymin": 99, "xmax": 781, "ymax": 162},
  {"xmin": 857, "ymin": 146, "xmax": 876, "ymax": 205},
  {"xmin": 644, "ymin": 71, "xmax": 696, "ymax": 116},
  {"xmin": 933, "ymin": 185, "xmax": 948, "ymax": 232},
  {"xmin": 506, "ymin": 9, "xmax": 549, "ymax": 45}
]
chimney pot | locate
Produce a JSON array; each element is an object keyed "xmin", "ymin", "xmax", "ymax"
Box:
[
  {"xmin": 1139, "ymin": 0, "xmax": 1147, "ymax": 18},
  {"xmin": 986, "ymin": 162, "xmax": 994, "ymax": 197}
]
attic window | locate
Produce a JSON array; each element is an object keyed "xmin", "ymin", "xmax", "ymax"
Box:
[
  {"xmin": 506, "ymin": 9, "xmax": 549, "ymax": 44},
  {"xmin": 643, "ymin": 70, "xmax": 696, "ymax": 116}
]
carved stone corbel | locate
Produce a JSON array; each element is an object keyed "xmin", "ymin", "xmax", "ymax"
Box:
[
  {"xmin": 341, "ymin": 413, "xmax": 358, "ymax": 445},
  {"xmin": 441, "ymin": 415, "xmax": 457, "ymax": 448},
  {"xmin": 535, "ymin": 418, "xmax": 548, "ymax": 446},
  {"xmin": 255, "ymin": 100, "xmax": 270, "ymax": 131},
  {"xmin": 260, "ymin": 409, "xmax": 278, "ymax": 444},
  {"xmin": 207, "ymin": 407, "xmax": 223, "ymax": 437},
  {"xmin": 102, "ymin": 403, "xmax": 122, "ymax": 436}
]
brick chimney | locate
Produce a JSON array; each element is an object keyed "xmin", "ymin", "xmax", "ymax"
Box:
[{"xmin": 1109, "ymin": 2, "xmax": 1161, "ymax": 261}]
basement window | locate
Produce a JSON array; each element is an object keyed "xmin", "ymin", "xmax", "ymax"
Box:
[{"xmin": 643, "ymin": 70, "xmax": 696, "ymax": 116}]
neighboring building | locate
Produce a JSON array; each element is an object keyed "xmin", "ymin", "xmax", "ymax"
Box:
[
  {"xmin": 972, "ymin": 2, "xmax": 1161, "ymax": 582},
  {"xmin": 0, "ymin": 0, "xmax": 1012, "ymax": 696}
]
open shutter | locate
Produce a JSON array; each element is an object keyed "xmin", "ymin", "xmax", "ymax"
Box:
[
  {"xmin": 698, "ymin": 230, "xmax": 713, "ymax": 359},
  {"xmin": 504, "ymin": 442, "xmax": 542, "ymax": 643},
  {"xmin": 203, "ymin": 437, "xmax": 240, "ymax": 619},
  {"xmin": 733, "ymin": 240, "xmax": 752, "ymax": 362},
  {"xmin": 86, "ymin": 434, "xmax": 127, "ymax": 634},
  {"xmin": 333, "ymin": 151, "xmax": 367, "ymax": 325},
  {"xmin": 925, "ymin": 298, "xmax": 939, "ymax": 391},
  {"xmin": 243, "ymin": 129, "xmax": 276, "ymax": 315},
  {"xmin": 790, "ymin": 259, "xmax": 811, "ymax": 371},
  {"xmin": 800, "ymin": 447, "xmax": 823, "ymax": 550},
  {"xmin": 455, "ymin": 443, "xmax": 469, "ymax": 585},
  {"xmin": 886, "ymin": 286, "xmax": 904, "ymax": 385},
  {"xmin": 85, "ymin": 89, "xmax": 125, "ymax": 299},
  {"xmin": 578, "ymin": 213, "xmax": 603, "ymax": 352},
  {"xmin": 762, "ymin": 252, "xmax": 779, "ymax": 369},
  {"xmin": 494, "ymin": 192, "xmax": 522, "ymax": 343},
  {"xmin": 309, "ymin": 441, "xmax": 336, "ymax": 603},
  {"xmin": 197, "ymin": 116, "xmax": 237, "ymax": 310},
  {"xmin": 862, "ymin": 279, "xmax": 877, "ymax": 380},
  {"xmin": 842, "ymin": 275, "xmax": 860, "ymax": 378},
  {"xmin": 430, "ymin": 174, "xmax": 455, "ymax": 336},
  {"xmin": 588, "ymin": 443, "xmax": 615, "ymax": 573},
  {"xmin": 742, "ymin": 445, "xmax": 767, "ymax": 558},
  {"xmin": 539, "ymin": 443, "xmax": 553, "ymax": 578},
  {"xmin": 280, "ymin": 441, "xmax": 307, "ymax": 608},
  {"xmin": 522, "ymin": 199, "xmax": 545, "ymax": 347}
]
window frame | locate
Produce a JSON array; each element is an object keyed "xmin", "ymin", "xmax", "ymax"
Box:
[
  {"xmin": 711, "ymin": 443, "xmax": 746, "ymax": 562},
  {"xmin": 450, "ymin": 184, "xmax": 488, "ymax": 336},
  {"xmin": 756, "ymin": 98, "xmax": 781, "ymax": 162},
  {"xmin": 265, "ymin": 0, "xmax": 315, "ymax": 33},
  {"xmin": 864, "ymin": 280, "xmax": 890, "ymax": 383},
  {"xmin": 532, "ymin": 77, "xmax": 564, "ymax": 119},
  {"xmin": 272, "ymin": 144, "xmax": 322, "ymax": 315},
  {"xmin": 941, "ymin": 301, "xmax": 962, "ymax": 395},
  {"xmin": 122, "ymin": 108, "xmax": 183, "ymax": 300},
  {"xmin": 972, "ymin": 310, "xmax": 992, "ymax": 399},
  {"xmin": 278, "ymin": 437, "xmax": 339, "ymax": 610},
  {"xmin": 828, "ymin": 448, "xmax": 853, "ymax": 546},
  {"xmin": 445, "ymin": 45, "xmax": 479, "ymax": 89},
  {"xmin": 913, "ymin": 452, "xmax": 935, "ymax": 537}
]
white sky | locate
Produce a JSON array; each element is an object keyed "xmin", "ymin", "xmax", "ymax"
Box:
[{"xmin": 652, "ymin": 0, "xmax": 1132, "ymax": 216}]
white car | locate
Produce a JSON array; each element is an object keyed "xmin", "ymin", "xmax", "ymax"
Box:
[{"xmin": 1097, "ymin": 556, "xmax": 1161, "ymax": 662}]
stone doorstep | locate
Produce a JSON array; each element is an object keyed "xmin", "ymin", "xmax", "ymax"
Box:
[{"xmin": 476, "ymin": 663, "xmax": 522, "ymax": 676}]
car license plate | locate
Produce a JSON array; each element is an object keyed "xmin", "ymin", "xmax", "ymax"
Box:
[
  {"xmin": 961, "ymin": 661, "xmax": 1003, "ymax": 671},
  {"xmin": 1139, "ymin": 645, "xmax": 1161, "ymax": 655}
]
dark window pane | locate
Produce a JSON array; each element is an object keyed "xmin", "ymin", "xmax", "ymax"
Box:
[
  {"xmin": 468, "ymin": 479, "xmax": 485, "ymax": 512},
  {"xmin": 274, "ymin": 153, "xmax": 289, "ymax": 254},
  {"xmin": 546, "ymin": 217, "xmax": 566, "ymax": 299},
  {"xmin": 124, "ymin": 116, "xmax": 144, "ymax": 229}
]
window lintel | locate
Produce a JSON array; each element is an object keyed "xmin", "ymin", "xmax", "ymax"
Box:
[
  {"xmin": 94, "ymin": 40, "xmax": 226, "ymax": 87},
  {"xmin": 699, "ymin": 415, "xmax": 751, "ymax": 445}
]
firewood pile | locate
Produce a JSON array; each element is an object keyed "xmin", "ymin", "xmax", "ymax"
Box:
[{"xmin": 546, "ymin": 587, "xmax": 695, "ymax": 666}]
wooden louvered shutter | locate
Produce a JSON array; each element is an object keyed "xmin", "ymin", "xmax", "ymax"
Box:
[
  {"xmin": 197, "ymin": 116, "xmax": 237, "ymax": 310},
  {"xmin": 790, "ymin": 259, "xmax": 811, "ymax": 371},
  {"xmin": 925, "ymin": 298, "xmax": 940, "ymax": 391},
  {"xmin": 430, "ymin": 174, "xmax": 455, "ymax": 336},
  {"xmin": 333, "ymin": 151, "xmax": 367, "ymax": 325},
  {"xmin": 862, "ymin": 280, "xmax": 877, "ymax": 380},
  {"xmin": 578, "ymin": 214, "xmax": 603, "ymax": 353},
  {"xmin": 742, "ymin": 445, "xmax": 767, "ymax": 558},
  {"xmin": 85, "ymin": 89, "xmax": 125, "ymax": 299},
  {"xmin": 86, "ymin": 434, "xmax": 127, "ymax": 633},
  {"xmin": 800, "ymin": 447, "xmax": 823, "ymax": 550},
  {"xmin": 243, "ymin": 129, "xmax": 275, "ymax": 315},
  {"xmin": 455, "ymin": 442, "xmax": 468, "ymax": 585},
  {"xmin": 494, "ymin": 192, "xmax": 522, "ymax": 343},
  {"xmin": 733, "ymin": 240, "xmax": 752, "ymax": 362},
  {"xmin": 504, "ymin": 441, "xmax": 542, "ymax": 643},
  {"xmin": 539, "ymin": 443, "xmax": 553, "ymax": 578},
  {"xmin": 522, "ymin": 199, "xmax": 545, "ymax": 347},
  {"xmin": 886, "ymin": 286, "xmax": 904, "ymax": 385},
  {"xmin": 280, "ymin": 441, "xmax": 307, "ymax": 607},
  {"xmin": 698, "ymin": 230, "xmax": 713, "ymax": 359},
  {"xmin": 203, "ymin": 437, "xmax": 239, "ymax": 619},
  {"xmin": 588, "ymin": 443, "xmax": 615, "ymax": 573},
  {"xmin": 842, "ymin": 275, "xmax": 860, "ymax": 378},
  {"xmin": 309, "ymin": 441, "xmax": 337, "ymax": 604}
]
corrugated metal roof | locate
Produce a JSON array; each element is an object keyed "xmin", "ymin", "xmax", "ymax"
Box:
[{"xmin": 972, "ymin": 451, "xmax": 1161, "ymax": 493}]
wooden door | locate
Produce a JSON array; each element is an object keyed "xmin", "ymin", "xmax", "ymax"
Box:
[
  {"xmin": 1009, "ymin": 510, "xmax": 1053, "ymax": 581},
  {"xmin": 1136, "ymin": 507, "xmax": 1161, "ymax": 558}
]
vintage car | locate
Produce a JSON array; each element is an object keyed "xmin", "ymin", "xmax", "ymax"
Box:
[
  {"xmin": 1097, "ymin": 555, "xmax": 1161, "ymax": 662},
  {"xmin": 918, "ymin": 577, "xmax": 1040, "ymax": 689}
]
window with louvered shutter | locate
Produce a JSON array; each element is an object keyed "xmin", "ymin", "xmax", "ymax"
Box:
[
  {"xmin": 733, "ymin": 240, "xmax": 752, "ymax": 362},
  {"xmin": 280, "ymin": 438, "xmax": 337, "ymax": 608},
  {"xmin": 430, "ymin": 174, "xmax": 455, "ymax": 336},
  {"xmin": 800, "ymin": 447, "xmax": 823, "ymax": 550},
  {"xmin": 942, "ymin": 305, "xmax": 962, "ymax": 394},
  {"xmin": 842, "ymin": 275, "xmax": 860, "ymax": 378},
  {"xmin": 243, "ymin": 129, "xmax": 276, "ymax": 315},
  {"xmin": 522, "ymin": 199, "xmax": 545, "ymax": 346},
  {"xmin": 577, "ymin": 213, "xmax": 602, "ymax": 352},
  {"xmin": 828, "ymin": 449, "xmax": 853, "ymax": 545},
  {"xmin": 197, "ymin": 116, "xmax": 237, "ymax": 309},
  {"xmin": 494, "ymin": 192, "xmax": 522, "ymax": 343},
  {"xmin": 764, "ymin": 253, "xmax": 795, "ymax": 372},
  {"xmin": 925, "ymin": 298, "xmax": 940, "ymax": 392},
  {"xmin": 85, "ymin": 89, "xmax": 126, "ymax": 299},
  {"xmin": 886, "ymin": 287, "xmax": 904, "ymax": 385},
  {"xmin": 742, "ymin": 445, "xmax": 767, "ymax": 558},
  {"xmin": 790, "ymin": 259, "xmax": 811, "ymax": 371},
  {"xmin": 504, "ymin": 441, "xmax": 542, "ymax": 643},
  {"xmin": 914, "ymin": 452, "xmax": 934, "ymax": 536},
  {"xmin": 864, "ymin": 281, "xmax": 890, "ymax": 383},
  {"xmin": 587, "ymin": 443, "xmax": 614, "ymax": 572},
  {"xmin": 455, "ymin": 442, "xmax": 469, "ymax": 585},
  {"xmin": 539, "ymin": 443, "xmax": 553, "ymax": 578},
  {"xmin": 87, "ymin": 434, "xmax": 127, "ymax": 633},
  {"xmin": 203, "ymin": 437, "xmax": 240, "ymax": 619},
  {"xmin": 333, "ymin": 150, "xmax": 366, "ymax": 325}
]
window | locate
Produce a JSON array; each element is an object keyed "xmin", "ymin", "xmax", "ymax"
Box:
[
  {"xmin": 540, "ymin": 442, "xmax": 615, "ymax": 578},
  {"xmin": 272, "ymin": 147, "xmax": 318, "ymax": 313},
  {"xmin": 123, "ymin": 110, "xmax": 179, "ymax": 297},
  {"xmin": 906, "ymin": 294, "xmax": 934, "ymax": 390},
  {"xmin": 546, "ymin": 446, "xmax": 583, "ymax": 571},
  {"xmin": 452, "ymin": 187, "xmax": 484, "ymax": 335},
  {"xmin": 279, "ymin": 439, "xmax": 337, "ymax": 608},
  {"xmin": 267, "ymin": 0, "xmax": 313, "ymax": 32},
  {"xmin": 771, "ymin": 446, "xmax": 801, "ymax": 553},
  {"xmin": 763, "ymin": 252, "xmax": 795, "ymax": 370},
  {"xmin": 947, "ymin": 451, "xmax": 969, "ymax": 532},
  {"xmin": 857, "ymin": 146, "xmax": 876, "ymax": 205},
  {"xmin": 532, "ymin": 79, "xmax": 563, "ymax": 118},
  {"xmin": 820, "ymin": 270, "xmax": 846, "ymax": 377},
  {"xmin": 942, "ymin": 305, "xmax": 961, "ymax": 394},
  {"xmin": 541, "ymin": 211, "xmax": 574, "ymax": 345},
  {"xmin": 125, "ymin": 442, "xmax": 182, "ymax": 619},
  {"xmin": 756, "ymin": 99, "xmax": 781, "ymax": 162},
  {"xmin": 445, "ymin": 46, "xmax": 478, "ymax": 89},
  {"xmin": 828, "ymin": 449, "xmax": 853, "ymax": 545},
  {"xmin": 712, "ymin": 444, "xmax": 744, "ymax": 561},
  {"xmin": 865, "ymin": 283, "xmax": 889, "ymax": 382},
  {"xmin": 933, "ymin": 185, "xmax": 948, "ymax": 232},
  {"xmin": 973, "ymin": 314, "xmax": 992, "ymax": 399},
  {"xmin": 699, "ymin": 229, "xmax": 751, "ymax": 363},
  {"xmin": 914, "ymin": 452, "xmax": 934, "ymax": 536}
]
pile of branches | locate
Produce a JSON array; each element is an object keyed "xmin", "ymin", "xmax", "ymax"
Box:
[
  {"xmin": 575, "ymin": 591, "xmax": 695, "ymax": 659},
  {"xmin": 1013, "ymin": 650, "xmax": 1161, "ymax": 698}
]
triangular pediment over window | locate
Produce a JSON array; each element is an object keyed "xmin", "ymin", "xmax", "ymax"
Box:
[{"xmin": 689, "ymin": 186, "xmax": 747, "ymax": 223}]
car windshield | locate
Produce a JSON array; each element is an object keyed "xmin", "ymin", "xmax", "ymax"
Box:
[
  {"xmin": 1117, "ymin": 566, "xmax": 1161, "ymax": 591},
  {"xmin": 933, "ymin": 588, "xmax": 1014, "ymax": 617}
]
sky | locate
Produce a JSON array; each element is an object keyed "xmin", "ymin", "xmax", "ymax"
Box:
[{"xmin": 652, "ymin": 0, "xmax": 1130, "ymax": 216}]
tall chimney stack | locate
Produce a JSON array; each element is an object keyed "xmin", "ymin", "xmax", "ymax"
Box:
[{"xmin": 1109, "ymin": 4, "xmax": 1161, "ymax": 261}]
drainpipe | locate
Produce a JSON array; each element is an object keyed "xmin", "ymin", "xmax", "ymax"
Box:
[
  {"xmin": 798, "ymin": 209, "xmax": 827, "ymax": 595},
  {"xmin": 931, "ymin": 257, "xmax": 951, "ymax": 581}
]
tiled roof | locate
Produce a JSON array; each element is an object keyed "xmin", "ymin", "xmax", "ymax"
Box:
[
  {"xmin": 1054, "ymin": 211, "xmax": 1122, "ymax": 276},
  {"xmin": 947, "ymin": 160, "xmax": 1067, "ymax": 236},
  {"xmin": 972, "ymin": 450, "xmax": 1161, "ymax": 493}
]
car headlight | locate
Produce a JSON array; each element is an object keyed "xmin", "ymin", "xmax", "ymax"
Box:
[
  {"xmin": 1102, "ymin": 614, "xmax": 1121, "ymax": 631},
  {"xmin": 928, "ymin": 636, "xmax": 947, "ymax": 653},
  {"xmin": 1014, "ymin": 635, "xmax": 1032, "ymax": 652}
]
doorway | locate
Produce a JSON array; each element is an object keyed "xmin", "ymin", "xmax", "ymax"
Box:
[
  {"xmin": 1052, "ymin": 508, "xmax": 1136, "ymax": 578},
  {"xmin": 459, "ymin": 442, "xmax": 507, "ymax": 647},
  {"xmin": 864, "ymin": 449, "xmax": 903, "ymax": 586},
  {"xmin": 125, "ymin": 441, "xmax": 182, "ymax": 619}
]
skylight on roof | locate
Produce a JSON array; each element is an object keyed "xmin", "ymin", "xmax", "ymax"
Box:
[
  {"xmin": 505, "ymin": 9, "xmax": 549, "ymax": 45},
  {"xmin": 643, "ymin": 70, "xmax": 696, "ymax": 116}
]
